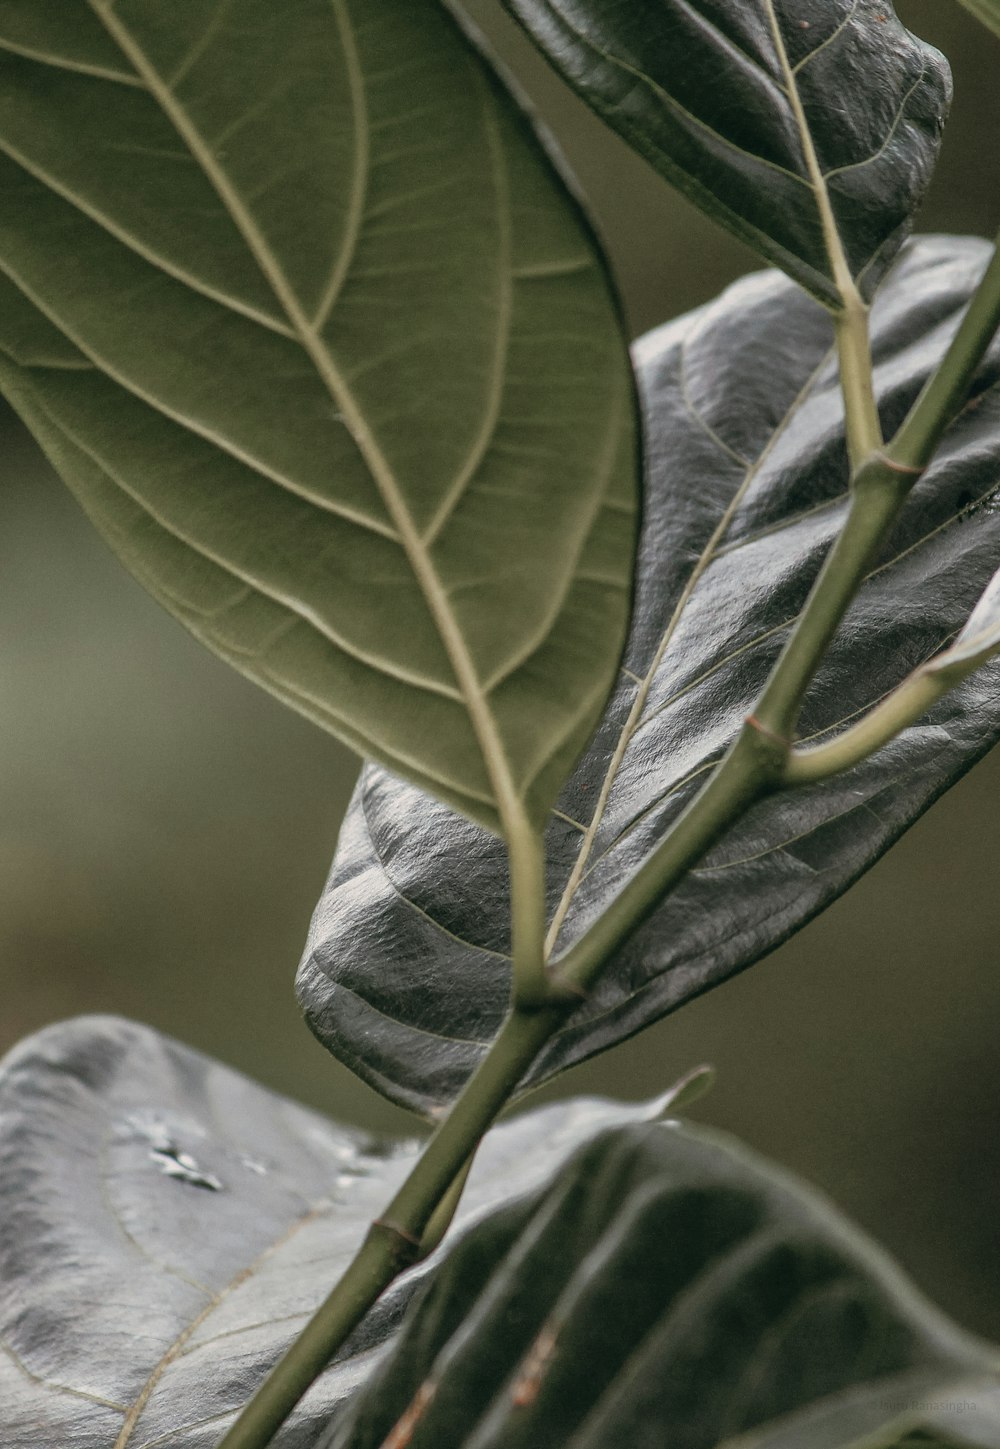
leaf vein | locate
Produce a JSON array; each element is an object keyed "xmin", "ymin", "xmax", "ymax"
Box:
[
  {"xmin": 86, "ymin": 0, "xmax": 528, "ymax": 830},
  {"xmin": 0, "ymin": 255, "xmax": 401, "ymax": 541},
  {"xmin": 311, "ymin": 0, "xmax": 371, "ymax": 330},
  {"xmin": 33, "ymin": 393, "xmax": 465, "ymax": 702},
  {"xmin": 0, "ymin": 34, "xmax": 142, "ymax": 86},
  {"xmin": 0, "ymin": 134, "xmax": 295, "ymax": 339}
]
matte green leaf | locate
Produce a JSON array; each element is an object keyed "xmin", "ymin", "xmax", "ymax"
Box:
[
  {"xmin": 325, "ymin": 1120, "xmax": 998, "ymax": 1449},
  {"xmin": 298, "ymin": 236, "xmax": 1000, "ymax": 1114},
  {"xmin": 955, "ymin": 1, "xmax": 1000, "ymax": 41},
  {"xmin": 0, "ymin": 0, "xmax": 638, "ymax": 835},
  {"xmin": 500, "ymin": 0, "xmax": 951, "ymax": 308},
  {"xmin": 0, "ymin": 1016, "xmax": 673, "ymax": 1446}
]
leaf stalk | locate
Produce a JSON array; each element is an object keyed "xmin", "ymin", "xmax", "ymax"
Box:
[
  {"xmin": 216, "ymin": 1004, "xmax": 562, "ymax": 1449},
  {"xmin": 890, "ymin": 234, "xmax": 1000, "ymax": 471},
  {"xmin": 783, "ymin": 668, "xmax": 952, "ymax": 786},
  {"xmin": 835, "ymin": 296, "xmax": 884, "ymax": 469}
]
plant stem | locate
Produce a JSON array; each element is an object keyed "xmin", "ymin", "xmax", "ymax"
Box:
[
  {"xmin": 217, "ymin": 1003, "xmax": 561, "ymax": 1449},
  {"xmin": 782, "ymin": 668, "xmax": 950, "ymax": 785},
  {"xmin": 752, "ymin": 455, "xmax": 910, "ymax": 741},
  {"xmin": 835, "ymin": 296, "xmax": 883, "ymax": 469},
  {"xmin": 218, "ymin": 227, "xmax": 1000, "ymax": 1449},
  {"xmin": 507, "ymin": 823, "xmax": 550, "ymax": 1007},
  {"xmin": 890, "ymin": 234, "xmax": 1000, "ymax": 471},
  {"xmin": 556, "ymin": 726, "xmax": 776, "ymax": 993}
]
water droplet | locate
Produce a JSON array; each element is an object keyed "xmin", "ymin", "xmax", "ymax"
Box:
[
  {"xmin": 151, "ymin": 1144, "xmax": 224, "ymax": 1192},
  {"xmin": 122, "ymin": 1114, "xmax": 223, "ymax": 1190}
]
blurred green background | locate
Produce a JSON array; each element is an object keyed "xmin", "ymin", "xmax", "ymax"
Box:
[{"xmin": 2, "ymin": 1, "xmax": 1000, "ymax": 1340}]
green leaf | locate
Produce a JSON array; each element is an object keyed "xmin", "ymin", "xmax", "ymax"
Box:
[
  {"xmin": 499, "ymin": 0, "xmax": 951, "ymax": 309},
  {"xmin": 325, "ymin": 1120, "xmax": 998, "ymax": 1449},
  {"xmin": 298, "ymin": 236, "xmax": 1000, "ymax": 1114},
  {"xmin": 0, "ymin": 0, "xmax": 638, "ymax": 836},
  {"xmin": 955, "ymin": 1, "xmax": 1000, "ymax": 41},
  {"xmin": 0, "ymin": 1015, "xmax": 675, "ymax": 1446}
]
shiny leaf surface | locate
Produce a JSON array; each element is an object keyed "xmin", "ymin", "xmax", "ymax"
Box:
[
  {"xmin": 500, "ymin": 0, "xmax": 951, "ymax": 307},
  {"xmin": 0, "ymin": 1016, "xmax": 682, "ymax": 1446},
  {"xmin": 325, "ymin": 1120, "xmax": 997, "ymax": 1449},
  {"xmin": 0, "ymin": 0, "xmax": 637, "ymax": 833},
  {"xmin": 299, "ymin": 236, "xmax": 1000, "ymax": 1113},
  {"xmin": 934, "ymin": 569, "xmax": 1000, "ymax": 672}
]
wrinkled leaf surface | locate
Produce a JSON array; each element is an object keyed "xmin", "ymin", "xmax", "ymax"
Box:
[
  {"xmin": 326, "ymin": 1120, "xmax": 997, "ymax": 1449},
  {"xmin": 500, "ymin": 0, "xmax": 950, "ymax": 307},
  {"xmin": 0, "ymin": 1016, "xmax": 676, "ymax": 1446},
  {"xmin": 299, "ymin": 237, "xmax": 1000, "ymax": 1113}
]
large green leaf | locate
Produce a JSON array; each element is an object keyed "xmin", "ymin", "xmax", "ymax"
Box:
[
  {"xmin": 500, "ymin": 0, "xmax": 951, "ymax": 308},
  {"xmin": 0, "ymin": 1016, "xmax": 675, "ymax": 1446},
  {"xmin": 298, "ymin": 236, "xmax": 1000, "ymax": 1114},
  {"xmin": 0, "ymin": 0, "xmax": 638, "ymax": 835},
  {"xmin": 325, "ymin": 1120, "xmax": 998, "ymax": 1449}
]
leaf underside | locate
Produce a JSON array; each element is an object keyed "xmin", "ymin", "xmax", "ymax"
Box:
[
  {"xmin": 299, "ymin": 237, "xmax": 1000, "ymax": 1114},
  {"xmin": 0, "ymin": 0, "xmax": 638, "ymax": 833},
  {"xmin": 325, "ymin": 1120, "xmax": 997, "ymax": 1449},
  {"xmin": 500, "ymin": 0, "xmax": 951, "ymax": 307},
  {"xmin": 0, "ymin": 1016, "xmax": 671, "ymax": 1447}
]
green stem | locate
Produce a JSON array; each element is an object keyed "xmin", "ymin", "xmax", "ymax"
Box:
[
  {"xmin": 507, "ymin": 823, "xmax": 549, "ymax": 1007},
  {"xmin": 835, "ymin": 295, "xmax": 884, "ymax": 470},
  {"xmin": 218, "ymin": 225, "xmax": 1000, "ymax": 1449},
  {"xmin": 784, "ymin": 636, "xmax": 1000, "ymax": 788},
  {"xmin": 890, "ymin": 233, "xmax": 1000, "ymax": 471},
  {"xmin": 217, "ymin": 1004, "xmax": 561, "ymax": 1449},
  {"xmin": 782, "ymin": 668, "xmax": 950, "ymax": 785},
  {"xmin": 752, "ymin": 455, "xmax": 910, "ymax": 741},
  {"xmin": 557, "ymin": 727, "xmax": 776, "ymax": 993}
]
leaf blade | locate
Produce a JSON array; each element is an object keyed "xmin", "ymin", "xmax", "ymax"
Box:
[
  {"xmin": 0, "ymin": 1016, "xmax": 675, "ymax": 1446},
  {"xmin": 0, "ymin": 0, "xmax": 638, "ymax": 833},
  {"xmin": 326, "ymin": 1119, "xmax": 997, "ymax": 1449},
  {"xmin": 498, "ymin": 0, "xmax": 951, "ymax": 307},
  {"xmin": 299, "ymin": 236, "xmax": 1000, "ymax": 1113}
]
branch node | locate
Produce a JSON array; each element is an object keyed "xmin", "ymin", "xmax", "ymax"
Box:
[
  {"xmin": 546, "ymin": 969, "xmax": 590, "ymax": 1003},
  {"xmin": 870, "ymin": 450, "xmax": 926, "ymax": 479},
  {"xmin": 744, "ymin": 714, "xmax": 792, "ymax": 751},
  {"xmin": 370, "ymin": 1217, "xmax": 423, "ymax": 1268}
]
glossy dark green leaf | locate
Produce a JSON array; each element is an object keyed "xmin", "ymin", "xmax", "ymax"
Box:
[
  {"xmin": 324, "ymin": 1120, "xmax": 998, "ymax": 1449},
  {"xmin": 933, "ymin": 569, "xmax": 1000, "ymax": 672},
  {"xmin": 500, "ymin": 0, "xmax": 951, "ymax": 308},
  {"xmin": 0, "ymin": 1016, "xmax": 684, "ymax": 1446},
  {"xmin": 298, "ymin": 236, "xmax": 1000, "ymax": 1114},
  {"xmin": 0, "ymin": 0, "xmax": 638, "ymax": 835}
]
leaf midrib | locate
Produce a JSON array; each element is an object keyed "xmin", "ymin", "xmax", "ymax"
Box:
[
  {"xmin": 762, "ymin": 0, "xmax": 858, "ymax": 307},
  {"xmin": 85, "ymin": 0, "xmax": 526, "ymax": 832},
  {"xmin": 545, "ymin": 338, "xmax": 836, "ymax": 954},
  {"xmin": 576, "ymin": 451, "xmax": 1000, "ymax": 885},
  {"xmin": 546, "ymin": 0, "xmax": 869, "ymax": 952},
  {"xmin": 112, "ymin": 1199, "xmax": 333, "ymax": 1449}
]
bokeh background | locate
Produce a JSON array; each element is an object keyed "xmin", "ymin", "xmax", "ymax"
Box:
[{"xmin": 3, "ymin": 1, "xmax": 1000, "ymax": 1340}]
